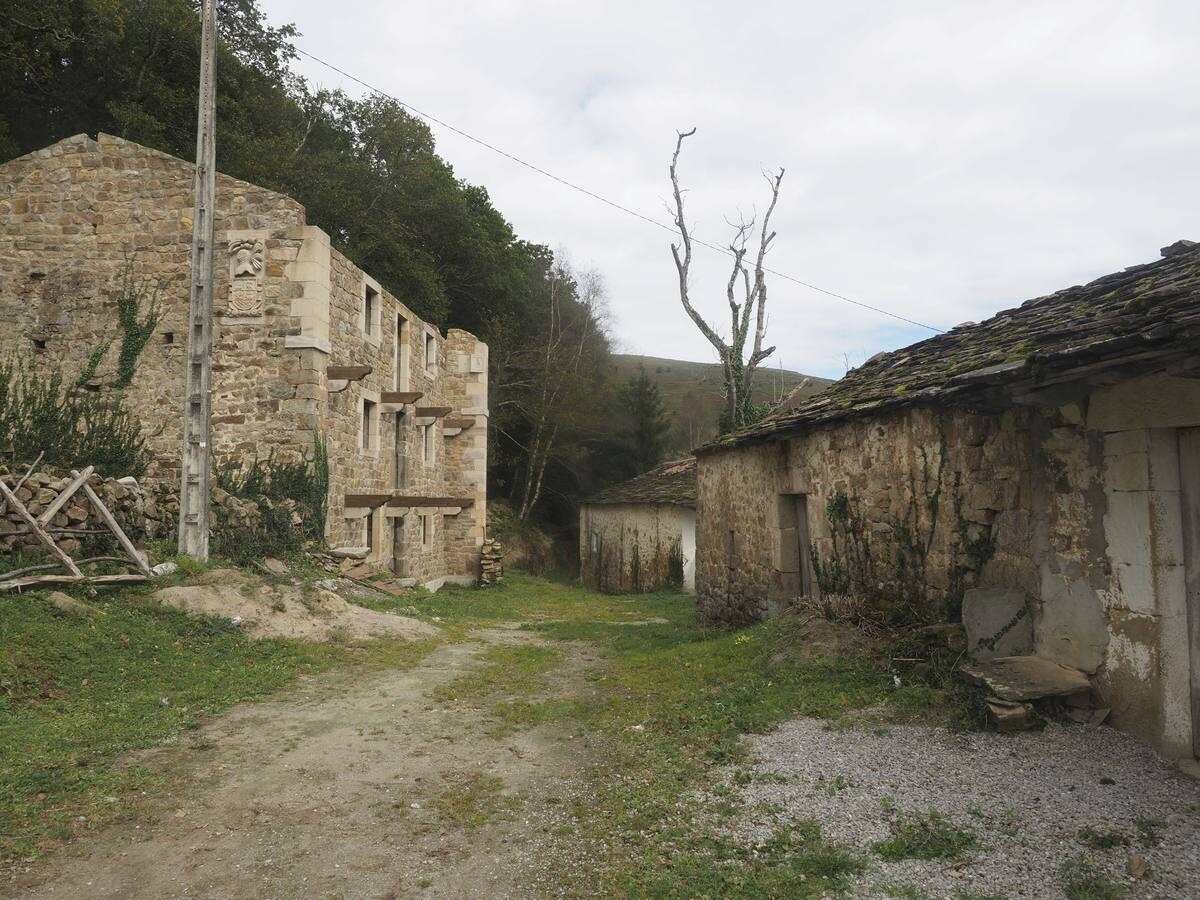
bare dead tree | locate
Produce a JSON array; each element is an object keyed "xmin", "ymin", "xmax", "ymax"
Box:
[{"xmin": 669, "ymin": 128, "xmax": 785, "ymax": 431}]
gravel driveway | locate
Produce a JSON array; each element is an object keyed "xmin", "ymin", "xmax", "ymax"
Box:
[{"xmin": 721, "ymin": 719, "xmax": 1200, "ymax": 898}]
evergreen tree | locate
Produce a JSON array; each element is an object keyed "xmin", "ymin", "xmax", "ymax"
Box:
[{"xmin": 617, "ymin": 368, "xmax": 671, "ymax": 476}]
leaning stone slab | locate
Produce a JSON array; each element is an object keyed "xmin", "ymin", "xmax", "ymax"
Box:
[
  {"xmin": 963, "ymin": 588, "xmax": 1033, "ymax": 661},
  {"xmin": 328, "ymin": 546, "xmax": 370, "ymax": 559},
  {"xmin": 960, "ymin": 655, "xmax": 1091, "ymax": 702}
]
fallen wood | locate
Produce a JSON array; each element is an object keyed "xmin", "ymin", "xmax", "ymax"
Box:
[
  {"xmin": 0, "ymin": 556, "xmax": 144, "ymax": 580},
  {"xmin": 36, "ymin": 465, "xmax": 94, "ymax": 527},
  {"xmin": 0, "ymin": 477, "xmax": 82, "ymax": 576},
  {"xmin": 80, "ymin": 480, "xmax": 152, "ymax": 576},
  {"xmin": 0, "ymin": 573, "xmax": 148, "ymax": 591},
  {"xmin": 0, "ymin": 450, "xmax": 44, "ymax": 516}
]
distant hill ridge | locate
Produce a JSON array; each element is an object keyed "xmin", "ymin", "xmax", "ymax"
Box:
[{"xmin": 610, "ymin": 354, "xmax": 832, "ymax": 453}]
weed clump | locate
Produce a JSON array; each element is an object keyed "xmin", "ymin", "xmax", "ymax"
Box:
[{"xmin": 873, "ymin": 809, "xmax": 977, "ymax": 861}]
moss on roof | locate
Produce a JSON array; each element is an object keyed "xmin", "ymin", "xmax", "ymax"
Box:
[
  {"xmin": 701, "ymin": 241, "xmax": 1200, "ymax": 454},
  {"xmin": 584, "ymin": 458, "xmax": 697, "ymax": 508}
]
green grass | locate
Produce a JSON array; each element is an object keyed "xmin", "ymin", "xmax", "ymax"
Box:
[
  {"xmin": 432, "ymin": 644, "xmax": 562, "ymax": 704},
  {"xmin": 0, "ymin": 585, "xmax": 432, "ymax": 861},
  {"xmin": 434, "ymin": 772, "xmax": 522, "ymax": 830},
  {"xmin": 1078, "ymin": 826, "xmax": 1128, "ymax": 850},
  {"xmin": 433, "ymin": 576, "xmax": 901, "ymax": 896},
  {"xmin": 1061, "ymin": 855, "xmax": 1127, "ymax": 899},
  {"xmin": 873, "ymin": 809, "xmax": 978, "ymax": 862}
]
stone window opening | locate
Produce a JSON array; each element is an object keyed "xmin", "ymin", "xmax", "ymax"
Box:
[
  {"xmin": 31, "ymin": 338, "xmax": 46, "ymax": 352},
  {"xmin": 364, "ymin": 509, "xmax": 375, "ymax": 554},
  {"xmin": 424, "ymin": 331, "xmax": 437, "ymax": 374},
  {"xmin": 363, "ymin": 282, "xmax": 379, "ymax": 335},
  {"xmin": 395, "ymin": 313, "xmax": 410, "ymax": 391},
  {"xmin": 421, "ymin": 514, "xmax": 433, "ymax": 548},
  {"xmin": 421, "ymin": 422, "xmax": 434, "ymax": 466},
  {"xmin": 394, "ymin": 411, "xmax": 407, "ymax": 489},
  {"xmin": 162, "ymin": 331, "xmax": 175, "ymax": 345},
  {"xmin": 361, "ymin": 399, "xmax": 376, "ymax": 451}
]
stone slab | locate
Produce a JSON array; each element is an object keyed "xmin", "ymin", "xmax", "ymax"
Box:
[
  {"xmin": 963, "ymin": 588, "xmax": 1033, "ymax": 661},
  {"xmin": 960, "ymin": 655, "xmax": 1091, "ymax": 702}
]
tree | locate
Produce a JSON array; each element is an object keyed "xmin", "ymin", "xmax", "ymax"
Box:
[
  {"xmin": 616, "ymin": 368, "xmax": 671, "ymax": 476},
  {"xmin": 668, "ymin": 128, "xmax": 785, "ymax": 433}
]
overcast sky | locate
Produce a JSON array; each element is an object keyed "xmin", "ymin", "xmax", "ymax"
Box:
[{"xmin": 260, "ymin": 0, "xmax": 1199, "ymax": 379}]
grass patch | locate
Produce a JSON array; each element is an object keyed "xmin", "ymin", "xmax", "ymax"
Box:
[
  {"xmin": 1061, "ymin": 855, "xmax": 1127, "ymax": 899},
  {"xmin": 0, "ymin": 584, "xmax": 433, "ymax": 862},
  {"xmin": 873, "ymin": 809, "xmax": 977, "ymax": 861},
  {"xmin": 433, "ymin": 644, "xmax": 562, "ymax": 704},
  {"xmin": 434, "ymin": 772, "xmax": 522, "ymax": 829},
  {"xmin": 1077, "ymin": 826, "xmax": 1128, "ymax": 850},
  {"xmin": 489, "ymin": 698, "xmax": 591, "ymax": 737}
]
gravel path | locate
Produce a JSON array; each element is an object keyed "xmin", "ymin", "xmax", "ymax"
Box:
[{"xmin": 721, "ymin": 719, "xmax": 1200, "ymax": 898}]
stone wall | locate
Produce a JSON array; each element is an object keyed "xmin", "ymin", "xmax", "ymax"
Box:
[
  {"xmin": 0, "ymin": 134, "xmax": 488, "ymax": 587},
  {"xmin": 696, "ymin": 371, "xmax": 1200, "ymax": 758},
  {"xmin": 579, "ymin": 502, "xmax": 692, "ymax": 593}
]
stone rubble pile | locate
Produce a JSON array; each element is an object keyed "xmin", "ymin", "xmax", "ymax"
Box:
[
  {"xmin": 209, "ymin": 486, "xmax": 302, "ymax": 532},
  {"xmin": 479, "ymin": 537, "xmax": 504, "ymax": 585},
  {"xmin": 0, "ymin": 467, "xmax": 178, "ymax": 557}
]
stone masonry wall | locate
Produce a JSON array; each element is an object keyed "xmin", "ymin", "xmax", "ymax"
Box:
[
  {"xmin": 697, "ymin": 371, "xmax": 1200, "ymax": 758},
  {"xmin": 579, "ymin": 502, "xmax": 688, "ymax": 593},
  {"xmin": 0, "ymin": 135, "xmax": 489, "ymax": 587},
  {"xmin": 0, "ymin": 134, "xmax": 313, "ymax": 483}
]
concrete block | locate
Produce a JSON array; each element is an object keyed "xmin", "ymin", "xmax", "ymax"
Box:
[
  {"xmin": 1103, "ymin": 491, "xmax": 1153, "ymax": 566},
  {"xmin": 1103, "ymin": 449, "xmax": 1150, "ymax": 492},
  {"xmin": 963, "ymin": 588, "xmax": 1033, "ymax": 661}
]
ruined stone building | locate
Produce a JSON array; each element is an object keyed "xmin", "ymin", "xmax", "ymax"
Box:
[
  {"xmin": 580, "ymin": 458, "xmax": 696, "ymax": 593},
  {"xmin": 0, "ymin": 134, "xmax": 488, "ymax": 588},
  {"xmin": 695, "ymin": 241, "xmax": 1200, "ymax": 760}
]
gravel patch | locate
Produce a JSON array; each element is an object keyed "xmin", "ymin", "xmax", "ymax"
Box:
[{"xmin": 718, "ymin": 719, "xmax": 1200, "ymax": 898}]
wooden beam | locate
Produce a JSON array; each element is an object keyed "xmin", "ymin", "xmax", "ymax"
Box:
[
  {"xmin": 36, "ymin": 465, "xmax": 94, "ymax": 527},
  {"xmin": 386, "ymin": 495, "xmax": 475, "ymax": 509},
  {"xmin": 344, "ymin": 493, "xmax": 391, "ymax": 510},
  {"xmin": 327, "ymin": 365, "xmax": 372, "ymax": 382},
  {"xmin": 0, "ymin": 573, "xmax": 148, "ymax": 592},
  {"xmin": 81, "ymin": 482, "xmax": 153, "ymax": 576},
  {"xmin": 0, "ymin": 450, "xmax": 43, "ymax": 516},
  {"xmin": 0, "ymin": 478, "xmax": 82, "ymax": 576},
  {"xmin": 381, "ymin": 391, "xmax": 424, "ymax": 405},
  {"xmin": 414, "ymin": 406, "xmax": 452, "ymax": 418}
]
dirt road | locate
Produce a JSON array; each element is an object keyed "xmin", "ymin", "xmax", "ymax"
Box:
[{"xmin": 9, "ymin": 629, "xmax": 592, "ymax": 899}]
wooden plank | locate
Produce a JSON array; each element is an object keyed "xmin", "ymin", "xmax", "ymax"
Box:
[
  {"xmin": 413, "ymin": 406, "xmax": 452, "ymax": 418},
  {"xmin": 327, "ymin": 365, "xmax": 372, "ymax": 382},
  {"xmin": 81, "ymin": 482, "xmax": 153, "ymax": 576},
  {"xmin": 0, "ymin": 478, "xmax": 82, "ymax": 576},
  {"xmin": 1179, "ymin": 426, "xmax": 1200, "ymax": 758},
  {"xmin": 344, "ymin": 494, "xmax": 391, "ymax": 510},
  {"xmin": 381, "ymin": 391, "xmax": 424, "ymax": 405},
  {"xmin": 35, "ymin": 465, "xmax": 94, "ymax": 527},
  {"xmin": 0, "ymin": 573, "xmax": 148, "ymax": 592},
  {"xmin": 386, "ymin": 495, "xmax": 474, "ymax": 509}
]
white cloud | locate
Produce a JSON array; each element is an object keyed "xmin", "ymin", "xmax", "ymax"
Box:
[{"xmin": 261, "ymin": 0, "xmax": 1200, "ymax": 378}]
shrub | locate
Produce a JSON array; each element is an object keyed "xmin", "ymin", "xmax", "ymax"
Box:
[{"xmin": 0, "ymin": 357, "xmax": 150, "ymax": 477}]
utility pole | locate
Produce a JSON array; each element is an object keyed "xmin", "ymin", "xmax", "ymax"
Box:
[{"xmin": 178, "ymin": 0, "xmax": 218, "ymax": 560}]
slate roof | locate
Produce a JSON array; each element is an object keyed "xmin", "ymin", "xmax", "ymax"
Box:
[
  {"xmin": 584, "ymin": 458, "xmax": 697, "ymax": 508},
  {"xmin": 701, "ymin": 241, "xmax": 1200, "ymax": 454}
]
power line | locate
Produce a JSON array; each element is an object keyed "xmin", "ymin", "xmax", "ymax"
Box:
[{"xmin": 292, "ymin": 46, "xmax": 943, "ymax": 334}]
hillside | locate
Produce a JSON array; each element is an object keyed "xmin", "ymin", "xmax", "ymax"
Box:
[{"xmin": 610, "ymin": 354, "xmax": 832, "ymax": 453}]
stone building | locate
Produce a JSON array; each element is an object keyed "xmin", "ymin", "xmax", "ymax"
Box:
[
  {"xmin": 695, "ymin": 241, "xmax": 1200, "ymax": 760},
  {"xmin": 580, "ymin": 458, "xmax": 696, "ymax": 593},
  {"xmin": 0, "ymin": 134, "xmax": 488, "ymax": 587}
]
